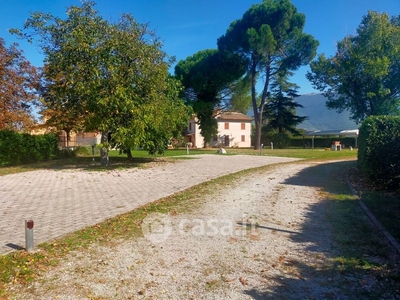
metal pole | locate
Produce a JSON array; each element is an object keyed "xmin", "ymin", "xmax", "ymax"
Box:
[
  {"xmin": 25, "ymin": 219, "xmax": 34, "ymax": 252},
  {"xmin": 312, "ymin": 135, "xmax": 315, "ymax": 150}
]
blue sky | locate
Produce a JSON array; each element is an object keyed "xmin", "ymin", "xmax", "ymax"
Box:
[{"xmin": 1, "ymin": 0, "xmax": 399, "ymax": 94}]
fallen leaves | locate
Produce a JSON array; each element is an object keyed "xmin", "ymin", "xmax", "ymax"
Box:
[{"xmin": 239, "ymin": 277, "xmax": 248, "ymax": 285}]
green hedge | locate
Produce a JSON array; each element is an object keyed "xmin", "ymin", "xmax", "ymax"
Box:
[
  {"xmin": 289, "ymin": 137, "xmax": 357, "ymax": 148},
  {"xmin": 358, "ymin": 116, "xmax": 400, "ymax": 191},
  {"xmin": 260, "ymin": 135, "xmax": 357, "ymax": 148},
  {"xmin": 0, "ymin": 130, "xmax": 59, "ymax": 166}
]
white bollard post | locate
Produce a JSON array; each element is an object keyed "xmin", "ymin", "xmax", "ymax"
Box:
[
  {"xmin": 25, "ymin": 219, "xmax": 34, "ymax": 252},
  {"xmin": 271, "ymin": 142, "xmax": 273, "ymax": 150},
  {"xmin": 91, "ymin": 144, "xmax": 95, "ymax": 162}
]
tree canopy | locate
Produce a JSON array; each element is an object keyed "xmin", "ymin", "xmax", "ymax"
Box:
[
  {"xmin": 175, "ymin": 49, "xmax": 245, "ymax": 146},
  {"xmin": 307, "ymin": 11, "xmax": 400, "ymax": 123},
  {"xmin": 218, "ymin": 0, "xmax": 318, "ymax": 149},
  {"xmin": 12, "ymin": 1, "xmax": 190, "ymax": 164},
  {"xmin": 0, "ymin": 38, "xmax": 38, "ymax": 131}
]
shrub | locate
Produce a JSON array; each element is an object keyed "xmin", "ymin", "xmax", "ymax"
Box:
[
  {"xmin": 358, "ymin": 116, "xmax": 400, "ymax": 191},
  {"xmin": 0, "ymin": 130, "xmax": 59, "ymax": 166},
  {"xmin": 73, "ymin": 146, "xmax": 91, "ymax": 156},
  {"xmin": 0, "ymin": 130, "xmax": 21, "ymax": 166}
]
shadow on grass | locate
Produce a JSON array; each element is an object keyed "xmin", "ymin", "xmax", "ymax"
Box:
[
  {"xmin": 1, "ymin": 156, "xmax": 171, "ymax": 174},
  {"xmin": 0, "ymin": 148, "xmax": 212, "ymax": 176},
  {"xmin": 244, "ymin": 160, "xmax": 400, "ymax": 299}
]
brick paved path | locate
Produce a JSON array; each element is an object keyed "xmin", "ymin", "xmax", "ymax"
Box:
[{"xmin": 0, "ymin": 155, "xmax": 297, "ymax": 254}]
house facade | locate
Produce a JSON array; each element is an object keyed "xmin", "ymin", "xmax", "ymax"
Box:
[{"xmin": 185, "ymin": 112, "xmax": 252, "ymax": 148}]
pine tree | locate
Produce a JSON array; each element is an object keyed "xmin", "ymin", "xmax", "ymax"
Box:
[{"xmin": 263, "ymin": 71, "xmax": 307, "ymax": 136}]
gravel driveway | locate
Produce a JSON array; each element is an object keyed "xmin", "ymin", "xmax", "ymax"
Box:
[
  {"xmin": 9, "ymin": 159, "xmax": 354, "ymax": 299},
  {"xmin": 0, "ymin": 155, "xmax": 297, "ymax": 254}
]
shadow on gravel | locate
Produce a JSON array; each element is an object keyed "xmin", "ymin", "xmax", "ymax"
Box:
[{"xmin": 244, "ymin": 160, "xmax": 400, "ymax": 299}]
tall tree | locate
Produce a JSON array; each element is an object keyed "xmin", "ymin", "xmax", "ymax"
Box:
[
  {"xmin": 0, "ymin": 38, "xmax": 38, "ymax": 131},
  {"xmin": 175, "ymin": 49, "xmax": 245, "ymax": 147},
  {"xmin": 12, "ymin": 2, "xmax": 190, "ymax": 165},
  {"xmin": 263, "ymin": 71, "xmax": 306, "ymax": 135},
  {"xmin": 218, "ymin": 0, "xmax": 318, "ymax": 149},
  {"xmin": 307, "ymin": 11, "xmax": 400, "ymax": 123}
]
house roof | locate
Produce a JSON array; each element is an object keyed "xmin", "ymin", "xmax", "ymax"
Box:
[{"xmin": 216, "ymin": 112, "xmax": 253, "ymax": 122}]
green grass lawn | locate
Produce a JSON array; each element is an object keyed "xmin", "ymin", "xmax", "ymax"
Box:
[
  {"xmin": 123, "ymin": 147, "xmax": 358, "ymax": 160},
  {"xmin": 361, "ymin": 191, "xmax": 400, "ymax": 243},
  {"xmin": 227, "ymin": 147, "xmax": 358, "ymax": 159}
]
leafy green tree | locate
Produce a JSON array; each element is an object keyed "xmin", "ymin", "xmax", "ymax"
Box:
[
  {"xmin": 263, "ymin": 71, "xmax": 306, "ymax": 135},
  {"xmin": 0, "ymin": 38, "xmax": 38, "ymax": 131},
  {"xmin": 175, "ymin": 49, "xmax": 245, "ymax": 147},
  {"xmin": 307, "ymin": 11, "xmax": 400, "ymax": 123},
  {"xmin": 218, "ymin": 0, "xmax": 318, "ymax": 149},
  {"xmin": 12, "ymin": 2, "xmax": 190, "ymax": 165}
]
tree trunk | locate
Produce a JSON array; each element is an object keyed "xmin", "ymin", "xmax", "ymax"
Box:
[
  {"xmin": 100, "ymin": 131, "xmax": 109, "ymax": 167},
  {"xmin": 126, "ymin": 147, "xmax": 133, "ymax": 160},
  {"xmin": 254, "ymin": 114, "xmax": 262, "ymax": 150},
  {"xmin": 253, "ymin": 58, "xmax": 271, "ymax": 150},
  {"xmin": 66, "ymin": 129, "xmax": 71, "ymax": 148},
  {"xmin": 250, "ymin": 61, "xmax": 262, "ymax": 150}
]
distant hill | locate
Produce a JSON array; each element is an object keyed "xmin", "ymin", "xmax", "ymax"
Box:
[{"xmin": 296, "ymin": 93, "xmax": 358, "ymax": 131}]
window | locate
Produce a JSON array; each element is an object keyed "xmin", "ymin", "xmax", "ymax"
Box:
[
  {"xmin": 224, "ymin": 122, "xmax": 229, "ymax": 130},
  {"xmin": 241, "ymin": 135, "xmax": 245, "ymax": 142},
  {"xmin": 189, "ymin": 123, "xmax": 192, "ymax": 131},
  {"xmin": 241, "ymin": 123, "xmax": 245, "ymax": 130},
  {"xmin": 213, "ymin": 135, "xmax": 218, "ymax": 142}
]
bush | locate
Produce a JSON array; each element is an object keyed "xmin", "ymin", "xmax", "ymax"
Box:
[
  {"xmin": 0, "ymin": 130, "xmax": 59, "ymax": 166},
  {"xmin": 73, "ymin": 146, "xmax": 91, "ymax": 156},
  {"xmin": 358, "ymin": 116, "xmax": 400, "ymax": 191}
]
